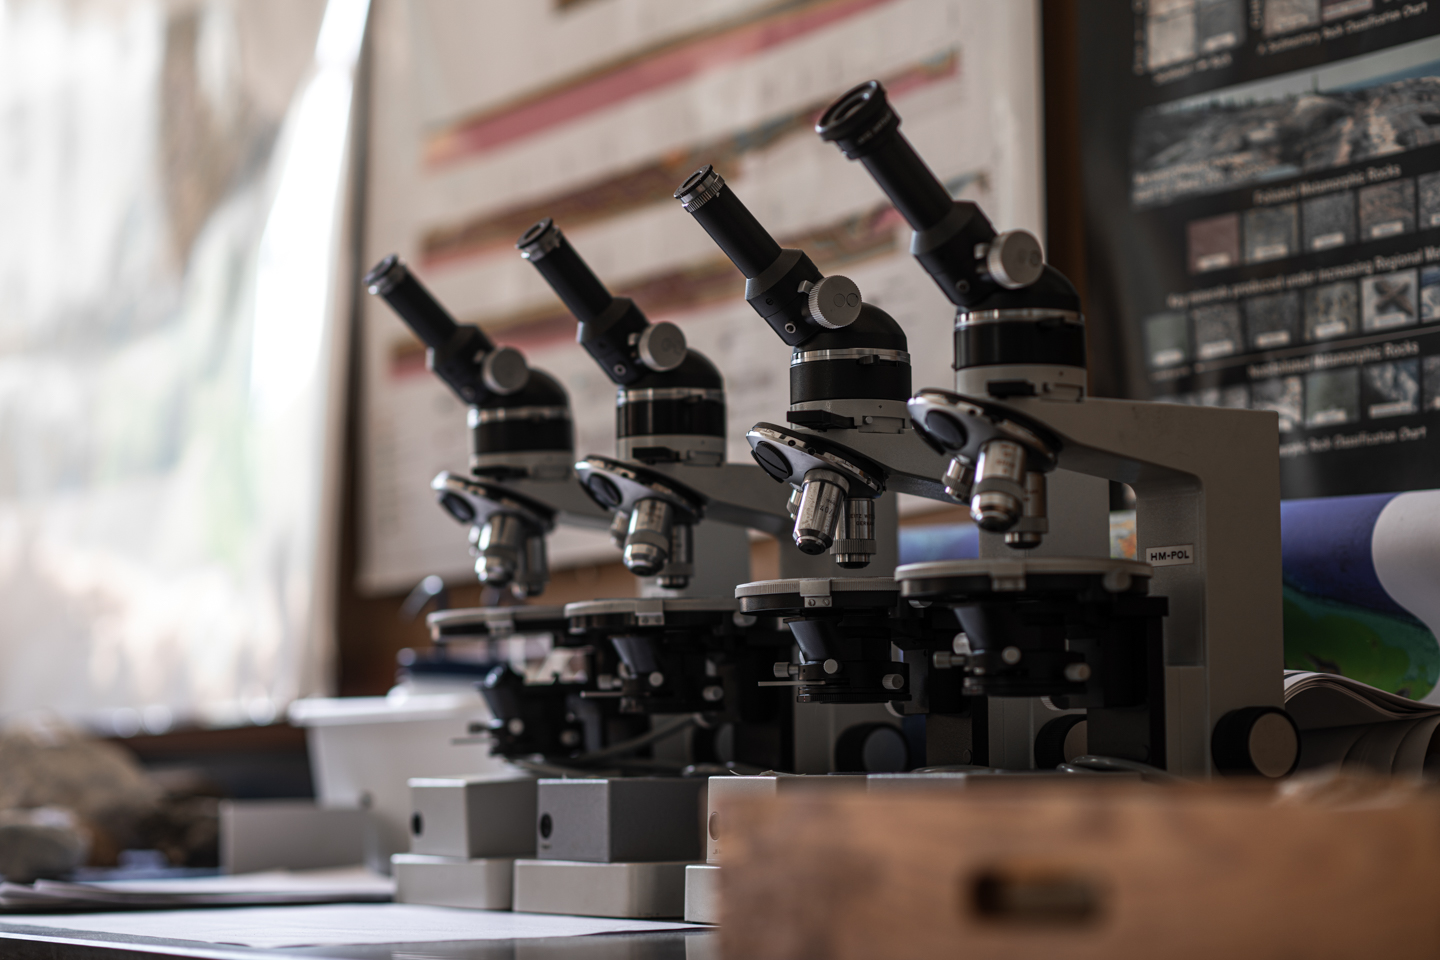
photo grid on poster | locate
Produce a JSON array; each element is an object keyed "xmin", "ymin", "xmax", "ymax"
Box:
[{"xmin": 1095, "ymin": 10, "xmax": 1440, "ymax": 499}]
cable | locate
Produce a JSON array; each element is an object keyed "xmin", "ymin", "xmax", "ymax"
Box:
[
  {"xmin": 1057, "ymin": 754, "xmax": 1183, "ymax": 783},
  {"xmin": 575, "ymin": 713, "xmax": 700, "ymax": 762}
]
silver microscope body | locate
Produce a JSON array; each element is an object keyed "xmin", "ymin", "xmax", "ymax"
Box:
[{"xmin": 816, "ymin": 80, "xmax": 1298, "ymax": 779}]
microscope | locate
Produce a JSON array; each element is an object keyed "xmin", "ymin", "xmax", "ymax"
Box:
[
  {"xmin": 673, "ymin": 165, "xmax": 982, "ymax": 771},
  {"xmin": 811, "ymin": 79, "xmax": 1298, "ymax": 780},
  {"xmin": 364, "ymin": 256, "xmax": 639, "ymax": 765}
]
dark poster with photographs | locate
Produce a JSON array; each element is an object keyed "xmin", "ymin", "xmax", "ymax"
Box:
[{"xmin": 1078, "ymin": 0, "xmax": 1440, "ymax": 497}]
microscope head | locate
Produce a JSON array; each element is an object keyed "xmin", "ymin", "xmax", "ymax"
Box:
[
  {"xmin": 366, "ymin": 256, "xmax": 578, "ymax": 597},
  {"xmin": 517, "ymin": 219, "xmax": 733, "ymax": 587},
  {"xmin": 817, "ymin": 81, "xmax": 1088, "ymax": 405},
  {"xmin": 674, "ymin": 165, "xmax": 913, "ymax": 568},
  {"xmin": 365, "ymin": 254, "xmax": 576, "ymax": 480},
  {"xmin": 365, "ymin": 254, "xmax": 529, "ymax": 404}
]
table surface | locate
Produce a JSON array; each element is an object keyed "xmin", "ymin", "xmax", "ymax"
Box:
[{"xmin": 0, "ymin": 918, "xmax": 717, "ymax": 960}]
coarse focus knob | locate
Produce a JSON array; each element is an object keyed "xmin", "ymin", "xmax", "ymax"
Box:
[
  {"xmin": 984, "ymin": 231, "xmax": 1045, "ymax": 289},
  {"xmin": 480, "ymin": 346, "xmax": 529, "ymax": 395},
  {"xmin": 636, "ymin": 321, "xmax": 687, "ymax": 372},
  {"xmin": 805, "ymin": 275, "xmax": 862, "ymax": 329},
  {"xmin": 1212, "ymin": 706, "xmax": 1300, "ymax": 778}
]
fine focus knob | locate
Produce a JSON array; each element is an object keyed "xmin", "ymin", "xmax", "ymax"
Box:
[
  {"xmin": 1212, "ymin": 706, "xmax": 1300, "ymax": 778},
  {"xmin": 636, "ymin": 321, "xmax": 687, "ymax": 372},
  {"xmin": 985, "ymin": 231, "xmax": 1045, "ymax": 289},
  {"xmin": 480, "ymin": 346, "xmax": 529, "ymax": 394},
  {"xmin": 806, "ymin": 275, "xmax": 863, "ymax": 329}
]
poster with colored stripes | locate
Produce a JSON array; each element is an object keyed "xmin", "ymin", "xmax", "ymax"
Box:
[{"xmin": 357, "ymin": 0, "xmax": 1044, "ymax": 592}]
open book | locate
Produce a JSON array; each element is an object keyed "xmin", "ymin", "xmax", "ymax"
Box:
[{"xmin": 1286, "ymin": 671, "xmax": 1440, "ymax": 777}]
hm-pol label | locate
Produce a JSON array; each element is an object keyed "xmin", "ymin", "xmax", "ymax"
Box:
[{"xmin": 1145, "ymin": 544, "xmax": 1194, "ymax": 567}]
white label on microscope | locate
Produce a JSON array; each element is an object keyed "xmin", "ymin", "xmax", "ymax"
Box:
[{"xmin": 1145, "ymin": 544, "xmax": 1195, "ymax": 567}]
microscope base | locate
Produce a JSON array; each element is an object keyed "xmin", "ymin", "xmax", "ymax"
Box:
[
  {"xmin": 512, "ymin": 859, "xmax": 693, "ymax": 918},
  {"xmin": 391, "ymin": 854, "xmax": 515, "ymax": 910},
  {"xmin": 683, "ymin": 864, "xmax": 721, "ymax": 924}
]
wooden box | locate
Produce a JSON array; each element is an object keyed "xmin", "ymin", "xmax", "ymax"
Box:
[{"xmin": 717, "ymin": 780, "xmax": 1440, "ymax": 959}]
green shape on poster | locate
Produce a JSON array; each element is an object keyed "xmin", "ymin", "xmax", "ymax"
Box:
[{"xmin": 1283, "ymin": 584, "xmax": 1440, "ymax": 700}]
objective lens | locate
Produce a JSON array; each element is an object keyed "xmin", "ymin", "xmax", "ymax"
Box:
[
  {"xmin": 793, "ymin": 469, "xmax": 848, "ymax": 555},
  {"xmin": 623, "ymin": 499, "xmax": 674, "ymax": 576},
  {"xmin": 1004, "ymin": 471, "xmax": 1048, "ymax": 550},
  {"xmin": 969, "ymin": 439, "xmax": 1026, "ymax": 531},
  {"xmin": 512, "ymin": 534, "xmax": 549, "ymax": 598},
  {"xmin": 608, "ymin": 510, "xmax": 630, "ymax": 549},
  {"xmin": 831, "ymin": 496, "xmax": 877, "ymax": 569},
  {"xmin": 942, "ymin": 456, "xmax": 975, "ymax": 502},
  {"xmin": 476, "ymin": 513, "xmax": 527, "ymax": 585},
  {"xmin": 657, "ymin": 522, "xmax": 693, "ymax": 589}
]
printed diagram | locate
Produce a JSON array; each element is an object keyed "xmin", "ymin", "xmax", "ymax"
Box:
[{"xmin": 1132, "ymin": 76, "xmax": 1440, "ymax": 207}]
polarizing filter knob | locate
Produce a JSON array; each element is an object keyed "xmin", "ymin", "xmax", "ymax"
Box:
[
  {"xmin": 480, "ymin": 346, "xmax": 529, "ymax": 394},
  {"xmin": 637, "ymin": 321, "xmax": 688, "ymax": 372},
  {"xmin": 806, "ymin": 275, "xmax": 863, "ymax": 330},
  {"xmin": 985, "ymin": 231, "xmax": 1045, "ymax": 289}
]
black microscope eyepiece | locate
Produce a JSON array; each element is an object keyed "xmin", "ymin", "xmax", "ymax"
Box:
[
  {"xmin": 364, "ymin": 253, "xmax": 493, "ymax": 354},
  {"xmin": 674, "ymin": 165, "xmax": 783, "ymax": 279},
  {"xmin": 674, "ymin": 166, "xmax": 823, "ymax": 346},
  {"xmin": 364, "ymin": 253, "xmax": 539, "ymax": 405},
  {"xmin": 817, "ymin": 81, "xmax": 954, "ymax": 232},
  {"xmin": 517, "ymin": 219, "xmax": 617, "ymax": 324},
  {"xmin": 815, "ymin": 81, "xmax": 893, "ymax": 158}
]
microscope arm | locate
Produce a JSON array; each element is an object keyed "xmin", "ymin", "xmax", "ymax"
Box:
[
  {"xmin": 911, "ymin": 389, "xmax": 1286, "ymax": 765},
  {"xmin": 638, "ymin": 462, "xmax": 793, "ymax": 538},
  {"xmin": 487, "ymin": 474, "xmax": 615, "ymax": 529}
]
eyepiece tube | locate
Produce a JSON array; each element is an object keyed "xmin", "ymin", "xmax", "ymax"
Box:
[
  {"xmin": 518, "ymin": 219, "xmax": 652, "ymax": 385},
  {"xmin": 816, "ymin": 81, "xmax": 954, "ymax": 232},
  {"xmin": 674, "ymin": 166, "xmax": 783, "ymax": 278},
  {"xmin": 365, "ymin": 254, "xmax": 493, "ymax": 353},
  {"xmin": 517, "ymin": 219, "xmax": 616, "ymax": 323}
]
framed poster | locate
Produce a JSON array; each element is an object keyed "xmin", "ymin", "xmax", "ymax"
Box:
[{"xmin": 1079, "ymin": 0, "xmax": 1440, "ymax": 499}]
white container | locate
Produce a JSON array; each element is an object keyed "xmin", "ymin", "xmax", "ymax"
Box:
[{"xmin": 288, "ymin": 689, "xmax": 510, "ymax": 868}]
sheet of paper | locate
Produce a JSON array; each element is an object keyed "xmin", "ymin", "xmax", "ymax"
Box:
[
  {"xmin": 0, "ymin": 903, "xmax": 697, "ymax": 948},
  {"xmin": 0, "ymin": 867, "xmax": 395, "ymax": 912}
]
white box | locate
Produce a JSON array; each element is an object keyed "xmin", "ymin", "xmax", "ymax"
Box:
[
  {"xmin": 511, "ymin": 859, "xmax": 691, "ymax": 918},
  {"xmin": 288, "ymin": 691, "xmax": 511, "ymax": 867},
  {"xmin": 392, "ymin": 853, "xmax": 513, "ymax": 910},
  {"xmin": 408, "ymin": 775, "xmax": 536, "ymax": 858},
  {"xmin": 219, "ymin": 800, "xmax": 369, "ymax": 874},
  {"xmin": 684, "ymin": 863, "xmax": 721, "ymax": 924}
]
